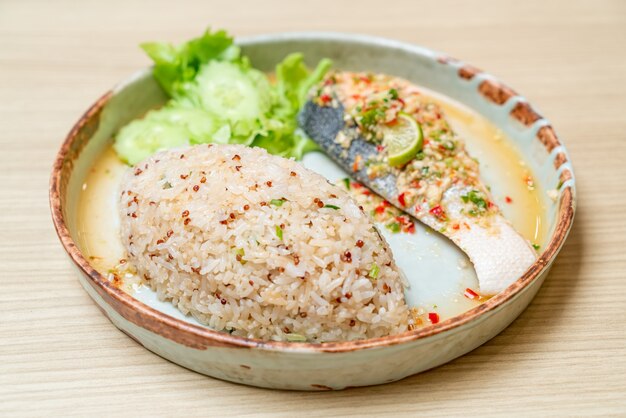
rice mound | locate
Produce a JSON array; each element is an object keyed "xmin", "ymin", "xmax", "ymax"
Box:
[{"xmin": 119, "ymin": 144, "xmax": 411, "ymax": 342}]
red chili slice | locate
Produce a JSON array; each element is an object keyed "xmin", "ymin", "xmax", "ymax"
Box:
[
  {"xmin": 429, "ymin": 205, "xmax": 446, "ymax": 220},
  {"xmin": 320, "ymin": 94, "xmax": 332, "ymax": 104},
  {"xmin": 374, "ymin": 201, "xmax": 391, "ymax": 214},
  {"xmin": 398, "ymin": 192, "xmax": 407, "ymax": 207},
  {"xmin": 428, "ymin": 312, "xmax": 440, "ymax": 324},
  {"xmin": 464, "ymin": 288, "xmax": 480, "ymax": 300}
]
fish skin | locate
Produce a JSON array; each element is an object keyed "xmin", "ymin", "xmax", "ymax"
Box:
[
  {"xmin": 299, "ymin": 100, "xmax": 536, "ymax": 295},
  {"xmin": 299, "ymin": 101, "xmax": 399, "ymax": 198}
]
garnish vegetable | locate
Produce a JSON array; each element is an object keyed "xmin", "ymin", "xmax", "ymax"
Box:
[{"xmin": 115, "ymin": 29, "xmax": 332, "ymax": 165}]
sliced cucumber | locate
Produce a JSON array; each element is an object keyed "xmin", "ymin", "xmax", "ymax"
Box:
[
  {"xmin": 114, "ymin": 117, "xmax": 189, "ymax": 165},
  {"xmin": 192, "ymin": 61, "xmax": 271, "ymax": 125},
  {"xmin": 149, "ymin": 107, "xmax": 219, "ymax": 144}
]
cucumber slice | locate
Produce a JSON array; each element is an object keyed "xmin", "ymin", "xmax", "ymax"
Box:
[
  {"xmin": 149, "ymin": 107, "xmax": 220, "ymax": 144},
  {"xmin": 192, "ymin": 61, "xmax": 271, "ymax": 124},
  {"xmin": 114, "ymin": 117, "xmax": 189, "ymax": 165}
]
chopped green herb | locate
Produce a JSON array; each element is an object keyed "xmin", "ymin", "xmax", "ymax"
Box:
[
  {"xmin": 235, "ymin": 247, "xmax": 246, "ymax": 264},
  {"xmin": 270, "ymin": 198, "xmax": 286, "ymax": 206},
  {"xmin": 442, "ymin": 140, "xmax": 455, "ymax": 151},
  {"xmin": 342, "ymin": 177, "xmax": 351, "ymax": 190},
  {"xmin": 386, "ymin": 222, "xmax": 401, "ymax": 233},
  {"xmin": 461, "ymin": 190, "xmax": 487, "ymax": 210},
  {"xmin": 532, "ymin": 243, "xmax": 540, "ymax": 250},
  {"xmin": 421, "ymin": 166, "xmax": 430, "ymax": 176},
  {"xmin": 429, "ymin": 129, "xmax": 445, "ymax": 142},
  {"xmin": 368, "ymin": 263, "xmax": 380, "ymax": 280},
  {"xmin": 162, "ymin": 181, "xmax": 172, "ymax": 189},
  {"xmin": 360, "ymin": 106, "xmax": 386, "ymax": 127},
  {"xmin": 388, "ymin": 88, "xmax": 398, "ymax": 100},
  {"xmin": 415, "ymin": 151, "xmax": 425, "ymax": 160},
  {"xmin": 275, "ymin": 225, "xmax": 283, "ymax": 240},
  {"xmin": 324, "ymin": 204, "xmax": 340, "ymax": 210},
  {"xmin": 285, "ymin": 333, "xmax": 307, "ymax": 342}
]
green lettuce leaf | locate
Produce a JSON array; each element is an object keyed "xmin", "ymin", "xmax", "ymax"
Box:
[
  {"xmin": 275, "ymin": 53, "xmax": 332, "ymax": 110},
  {"xmin": 263, "ymin": 53, "xmax": 332, "ymax": 156},
  {"xmin": 115, "ymin": 29, "xmax": 332, "ymax": 165},
  {"xmin": 140, "ymin": 29, "xmax": 237, "ymax": 97}
]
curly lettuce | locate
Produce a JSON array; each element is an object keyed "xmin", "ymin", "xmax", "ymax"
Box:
[{"xmin": 114, "ymin": 29, "xmax": 331, "ymax": 165}]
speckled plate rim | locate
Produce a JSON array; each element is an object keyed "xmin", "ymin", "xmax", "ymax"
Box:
[{"xmin": 50, "ymin": 32, "xmax": 576, "ymax": 353}]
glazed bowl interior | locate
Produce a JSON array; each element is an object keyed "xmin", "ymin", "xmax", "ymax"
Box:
[{"xmin": 54, "ymin": 33, "xmax": 575, "ymax": 352}]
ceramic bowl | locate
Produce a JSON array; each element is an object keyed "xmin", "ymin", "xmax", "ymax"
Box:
[{"xmin": 50, "ymin": 33, "xmax": 576, "ymax": 390}]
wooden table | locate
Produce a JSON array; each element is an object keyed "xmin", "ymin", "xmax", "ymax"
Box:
[{"xmin": 2, "ymin": 0, "xmax": 625, "ymax": 415}]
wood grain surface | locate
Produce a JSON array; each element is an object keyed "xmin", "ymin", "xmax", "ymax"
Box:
[{"xmin": 1, "ymin": 0, "xmax": 625, "ymax": 416}]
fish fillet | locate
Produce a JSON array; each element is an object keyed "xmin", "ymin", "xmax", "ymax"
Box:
[{"xmin": 299, "ymin": 71, "xmax": 536, "ymax": 295}]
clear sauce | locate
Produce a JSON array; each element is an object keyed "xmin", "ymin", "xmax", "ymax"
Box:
[
  {"xmin": 76, "ymin": 88, "xmax": 547, "ymax": 324},
  {"xmin": 76, "ymin": 148, "xmax": 130, "ymax": 286},
  {"xmin": 430, "ymin": 91, "xmax": 546, "ymax": 245}
]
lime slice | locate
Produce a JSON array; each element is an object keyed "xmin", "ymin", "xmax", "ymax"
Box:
[{"xmin": 382, "ymin": 113, "xmax": 423, "ymax": 167}]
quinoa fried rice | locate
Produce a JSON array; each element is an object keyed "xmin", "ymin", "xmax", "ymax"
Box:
[{"xmin": 119, "ymin": 144, "xmax": 412, "ymax": 342}]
